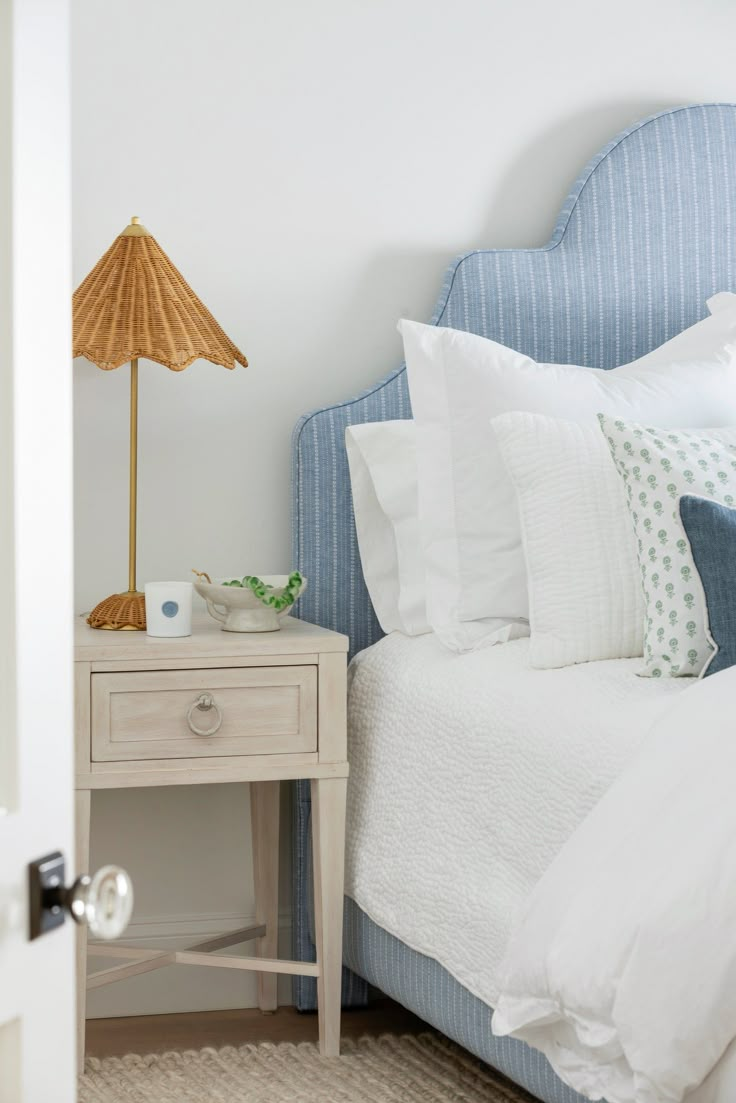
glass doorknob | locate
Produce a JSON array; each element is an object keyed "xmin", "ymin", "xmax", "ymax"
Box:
[
  {"xmin": 28, "ymin": 852, "xmax": 134, "ymax": 941},
  {"xmin": 68, "ymin": 866, "xmax": 134, "ymax": 939}
]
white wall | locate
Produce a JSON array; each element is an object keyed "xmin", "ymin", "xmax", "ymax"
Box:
[{"xmin": 72, "ymin": 0, "xmax": 736, "ymax": 1015}]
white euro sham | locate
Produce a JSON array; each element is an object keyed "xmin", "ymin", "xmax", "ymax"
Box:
[{"xmin": 400, "ymin": 311, "xmax": 736, "ymax": 652}]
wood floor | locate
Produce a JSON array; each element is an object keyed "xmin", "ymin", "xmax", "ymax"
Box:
[{"xmin": 86, "ymin": 999, "xmax": 430, "ymax": 1058}]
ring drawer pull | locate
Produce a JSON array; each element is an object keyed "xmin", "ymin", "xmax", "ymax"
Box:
[{"xmin": 187, "ymin": 693, "xmax": 223, "ymax": 737}]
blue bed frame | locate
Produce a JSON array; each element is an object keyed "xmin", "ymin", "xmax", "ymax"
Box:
[{"xmin": 290, "ymin": 103, "xmax": 736, "ymax": 1102}]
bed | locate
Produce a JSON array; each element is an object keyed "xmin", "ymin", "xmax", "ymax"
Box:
[{"xmin": 290, "ymin": 102, "xmax": 736, "ymax": 1102}]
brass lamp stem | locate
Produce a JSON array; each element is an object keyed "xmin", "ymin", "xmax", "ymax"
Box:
[
  {"xmin": 85, "ymin": 356, "xmax": 145, "ymax": 629},
  {"xmin": 128, "ymin": 358, "xmax": 138, "ymax": 594}
]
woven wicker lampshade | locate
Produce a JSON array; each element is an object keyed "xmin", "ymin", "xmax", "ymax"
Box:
[{"xmin": 74, "ymin": 217, "xmax": 247, "ymax": 630}]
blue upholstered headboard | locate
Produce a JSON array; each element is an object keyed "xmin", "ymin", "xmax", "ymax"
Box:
[
  {"xmin": 290, "ymin": 103, "xmax": 736, "ymax": 1009},
  {"xmin": 292, "ymin": 102, "xmax": 736, "ymax": 661}
]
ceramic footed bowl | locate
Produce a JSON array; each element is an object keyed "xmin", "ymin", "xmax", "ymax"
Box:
[{"xmin": 194, "ymin": 573, "xmax": 307, "ymax": 633}]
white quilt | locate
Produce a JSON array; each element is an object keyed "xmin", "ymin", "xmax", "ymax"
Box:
[
  {"xmin": 492, "ymin": 666, "xmax": 736, "ymax": 1103},
  {"xmin": 345, "ymin": 631, "xmax": 686, "ymax": 1009}
]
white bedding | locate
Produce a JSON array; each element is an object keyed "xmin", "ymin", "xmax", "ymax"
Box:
[
  {"xmin": 492, "ymin": 666, "xmax": 736, "ymax": 1103},
  {"xmin": 345, "ymin": 631, "xmax": 686, "ymax": 1010}
]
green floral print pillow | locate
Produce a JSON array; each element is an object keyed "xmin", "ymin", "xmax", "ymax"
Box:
[{"xmin": 599, "ymin": 415, "xmax": 736, "ymax": 677}]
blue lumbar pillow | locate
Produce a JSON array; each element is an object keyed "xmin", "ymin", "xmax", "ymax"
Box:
[{"xmin": 678, "ymin": 495, "xmax": 736, "ymax": 677}]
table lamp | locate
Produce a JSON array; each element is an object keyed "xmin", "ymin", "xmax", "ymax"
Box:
[{"xmin": 73, "ymin": 217, "xmax": 247, "ymax": 630}]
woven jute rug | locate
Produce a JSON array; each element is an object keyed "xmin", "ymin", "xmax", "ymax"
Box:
[{"xmin": 79, "ymin": 1032, "xmax": 534, "ymax": 1102}]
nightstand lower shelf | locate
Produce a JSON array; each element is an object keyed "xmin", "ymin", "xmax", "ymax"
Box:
[{"xmin": 87, "ymin": 927, "xmax": 321, "ymax": 990}]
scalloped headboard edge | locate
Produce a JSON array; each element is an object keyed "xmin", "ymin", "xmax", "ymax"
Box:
[{"xmin": 291, "ymin": 102, "xmax": 736, "ymax": 659}]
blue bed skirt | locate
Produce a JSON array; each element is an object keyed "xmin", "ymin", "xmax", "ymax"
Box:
[{"xmin": 342, "ymin": 896, "xmax": 589, "ymax": 1103}]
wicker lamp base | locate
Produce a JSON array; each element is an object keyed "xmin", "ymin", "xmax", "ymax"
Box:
[{"xmin": 87, "ymin": 591, "xmax": 146, "ymax": 631}]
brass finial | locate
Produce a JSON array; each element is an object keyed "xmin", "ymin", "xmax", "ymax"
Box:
[{"xmin": 122, "ymin": 216, "xmax": 151, "ymax": 238}]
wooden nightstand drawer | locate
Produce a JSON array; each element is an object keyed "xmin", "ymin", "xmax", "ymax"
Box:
[{"xmin": 90, "ymin": 666, "xmax": 317, "ymax": 762}]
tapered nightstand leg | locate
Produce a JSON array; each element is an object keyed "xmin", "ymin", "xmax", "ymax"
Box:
[
  {"xmin": 250, "ymin": 780, "xmax": 280, "ymax": 1012},
  {"xmin": 75, "ymin": 788, "xmax": 91, "ymax": 1074},
  {"xmin": 311, "ymin": 776, "xmax": 347, "ymax": 1057}
]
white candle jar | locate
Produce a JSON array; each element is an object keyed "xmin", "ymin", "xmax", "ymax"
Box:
[{"xmin": 144, "ymin": 581, "xmax": 193, "ymax": 637}]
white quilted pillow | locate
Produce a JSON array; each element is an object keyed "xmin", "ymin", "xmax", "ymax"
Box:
[{"xmin": 492, "ymin": 412, "xmax": 642, "ymax": 668}]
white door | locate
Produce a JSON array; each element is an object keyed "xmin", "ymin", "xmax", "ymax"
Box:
[{"xmin": 0, "ymin": 1, "xmax": 76, "ymax": 1099}]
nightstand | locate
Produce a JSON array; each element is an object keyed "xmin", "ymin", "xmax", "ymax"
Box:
[{"xmin": 74, "ymin": 614, "xmax": 348, "ymax": 1065}]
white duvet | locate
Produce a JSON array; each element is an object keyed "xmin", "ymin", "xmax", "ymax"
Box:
[
  {"xmin": 492, "ymin": 665, "xmax": 736, "ymax": 1103},
  {"xmin": 345, "ymin": 631, "xmax": 685, "ymax": 1010}
]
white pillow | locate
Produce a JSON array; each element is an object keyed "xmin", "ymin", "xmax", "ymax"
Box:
[
  {"xmin": 345, "ymin": 421, "xmax": 429, "ymax": 636},
  {"xmin": 599, "ymin": 416, "xmax": 736, "ymax": 677},
  {"xmin": 492, "ymin": 412, "xmax": 642, "ymax": 668},
  {"xmin": 707, "ymin": 291, "xmax": 736, "ymax": 315},
  {"xmin": 401, "ymin": 313, "xmax": 736, "ymax": 652}
]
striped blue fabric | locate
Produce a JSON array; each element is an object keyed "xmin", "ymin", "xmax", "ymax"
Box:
[
  {"xmin": 343, "ymin": 897, "xmax": 587, "ymax": 1103},
  {"xmin": 290, "ymin": 102, "xmax": 736, "ymax": 1093}
]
